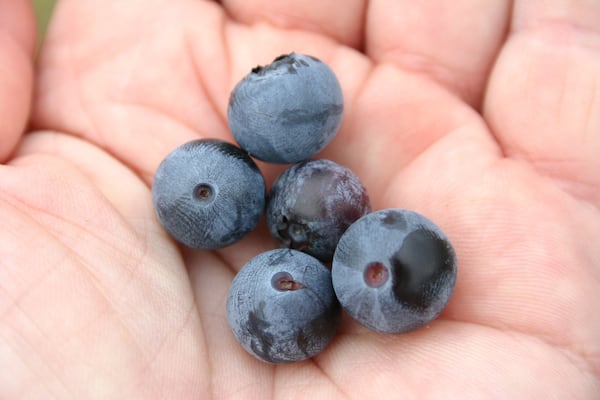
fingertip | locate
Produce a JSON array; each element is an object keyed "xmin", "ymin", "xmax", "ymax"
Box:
[
  {"xmin": 0, "ymin": 0, "xmax": 36, "ymax": 161},
  {"xmin": 0, "ymin": 0, "xmax": 37, "ymax": 54},
  {"xmin": 0, "ymin": 38, "xmax": 34, "ymax": 161}
]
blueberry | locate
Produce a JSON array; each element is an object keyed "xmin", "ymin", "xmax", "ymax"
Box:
[
  {"xmin": 227, "ymin": 53, "xmax": 344, "ymax": 163},
  {"xmin": 332, "ymin": 209, "xmax": 458, "ymax": 334},
  {"xmin": 227, "ymin": 249, "xmax": 341, "ymax": 363},
  {"xmin": 152, "ymin": 139, "xmax": 266, "ymax": 249},
  {"xmin": 266, "ymin": 159, "xmax": 371, "ymax": 262}
]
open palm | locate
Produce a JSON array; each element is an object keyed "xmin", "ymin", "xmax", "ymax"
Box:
[{"xmin": 1, "ymin": 0, "xmax": 599, "ymax": 398}]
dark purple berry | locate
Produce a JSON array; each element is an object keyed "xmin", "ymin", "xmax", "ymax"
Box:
[{"xmin": 266, "ymin": 159, "xmax": 371, "ymax": 262}]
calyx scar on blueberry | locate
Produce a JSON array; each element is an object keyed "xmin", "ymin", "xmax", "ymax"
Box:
[
  {"xmin": 194, "ymin": 183, "xmax": 215, "ymax": 203},
  {"xmin": 364, "ymin": 262, "xmax": 389, "ymax": 288},
  {"xmin": 277, "ymin": 216, "xmax": 311, "ymax": 251}
]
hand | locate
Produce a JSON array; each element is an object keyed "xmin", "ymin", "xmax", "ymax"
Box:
[{"xmin": 2, "ymin": 0, "xmax": 599, "ymax": 398}]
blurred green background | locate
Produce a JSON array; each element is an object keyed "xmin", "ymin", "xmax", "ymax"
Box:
[{"xmin": 32, "ymin": 0, "xmax": 57, "ymax": 45}]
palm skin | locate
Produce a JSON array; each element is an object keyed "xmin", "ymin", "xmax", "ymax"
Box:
[{"xmin": 1, "ymin": 0, "xmax": 599, "ymax": 398}]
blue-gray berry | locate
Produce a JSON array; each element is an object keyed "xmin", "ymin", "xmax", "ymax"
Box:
[
  {"xmin": 332, "ymin": 209, "xmax": 458, "ymax": 334},
  {"xmin": 227, "ymin": 53, "xmax": 343, "ymax": 163},
  {"xmin": 152, "ymin": 139, "xmax": 265, "ymax": 249},
  {"xmin": 227, "ymin": 249, "xmax": 341, "ymax": 363}
]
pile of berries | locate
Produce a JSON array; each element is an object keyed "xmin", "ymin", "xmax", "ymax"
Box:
[{"xmin": 152, "ymin": 53, "xmax": 458, "ymax": 364}]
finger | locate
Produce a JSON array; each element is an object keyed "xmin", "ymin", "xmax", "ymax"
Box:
[
  {"xmin": 221, "ymin": 0, "xmax": 366, "ymax": 48},
  {"xmin": 0, "ymin": 0, "xmax": 36, "ymax": 50},
  {"xmin": 485, "ymin": 0, "xmax": 600, "ymax": 206},
  {"xmin": 0, "ymin": 0, "xmax": 36, "ymax": 161},
  {"xmin": 365, "ymin": 0, "xmax": 511, "ymax": 106}
]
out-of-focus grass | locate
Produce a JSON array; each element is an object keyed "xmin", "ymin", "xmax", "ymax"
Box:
[{"xmin": 32, "ymin": 0, "xmax": 57, "ymax": 45}]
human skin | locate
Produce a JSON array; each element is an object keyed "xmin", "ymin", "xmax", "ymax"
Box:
[{"xmin": 1, "ymin": 0, "xmax": 599, "ymax": 398}]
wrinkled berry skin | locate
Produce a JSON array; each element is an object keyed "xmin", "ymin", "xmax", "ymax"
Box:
[
  {"xmin": 152, "ymin": 139, "xmax": 265, "ymax": 249},
  {"xmin": 332, "ymin": 209, "xmax": 458, "ymax": 334},
  {"xmin": 227, "ymin": 53, "xmax": 343, "ymax": 163},
  {"xmin": 227, "ymin": 249, "xmax": 341, "ymax": 364},
  {"xmin": 266, "ymin": 159, "xmax": 371, "ymax": 262}
]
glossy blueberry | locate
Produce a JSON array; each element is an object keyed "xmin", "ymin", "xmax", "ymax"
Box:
[
  {"xmin": 152, "ymin": 139, "xmax": 265, "ymax": 249},
  {"xmin": 266, "ymin": 159, "xmax": 371, "ymax": 262},
  {"xmin": 227, "ymin": 52, "xmax": 344, "ymax": 163},
  {"xmin": 227, "ymin": 249, "xmax": 341, "ymax": 364},
  {"xmin": 332, "ymin": 209, "xmax": 457, "ymax": 334}
]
